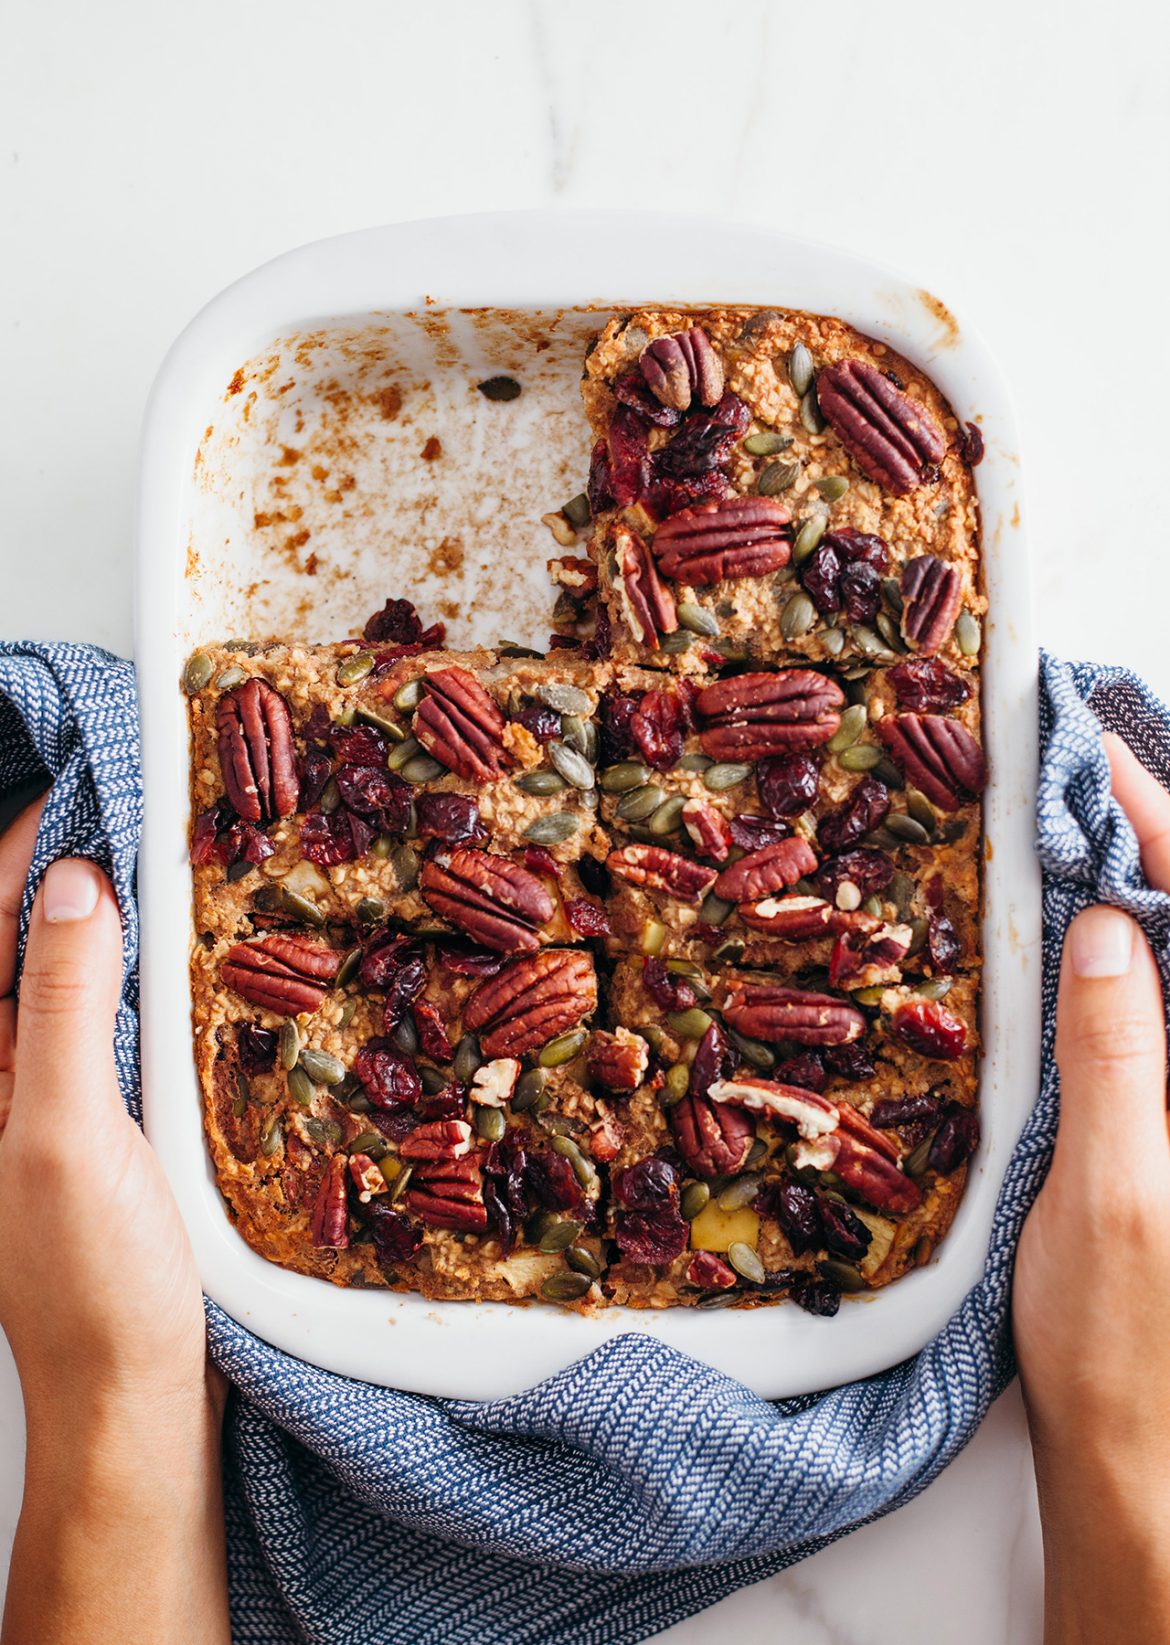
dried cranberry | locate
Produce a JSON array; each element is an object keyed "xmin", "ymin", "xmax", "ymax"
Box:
[
  {"xmin": 523, "ymin": 844, "xmax": 561, "ymax": 882},
  {"xmin": 330, "ymin": 724, "xmax": 389, "ymax": 767},
  {"xmin": 359, "ymin": 934, "xmax": 427, "ymax": 1030},
  {"xmin": 927, "ymin": 1102, "xmax": 980, "ymax": 1173},
  {"xmin": 758, "ymin": 753, "xmax": 820, "ymax": 820},
  {"xmin": 354, "ymin": 1040, "xmax": 422, "ymax": 1111},
  {"xmin": 610, "ymin": 369, "xmax": 682, "ymax": 428},
  {"xmin": 801, "ymin": 540, "xmax": 842, "ymax": 617},
  {"xmin": 840, "ymin": 560, "xmax": 881, "ymax": 625},
  {"xmin": 630, "ymin": 688, "xmax": 690, "ymax": 771},
  {"xmin": 363, "ymin": 597, "xmax": 444, "ymax": 650},
  {"xmin": 303, "ymin": 704, "xmax": 333, "ymax": 743},
  {"xmin": 298, "ymin": 747, "xmax": 334, "ymax": 811},
  {"xmin": 643, "ymin": 468, "xmax": 732, "ymax": 519},
  {"xmin": 236, "ymin": 1023, "xmax": 277, "ymax": 1073},
  {"xmin": 824, "ymin": 1042, "xmax": 876, "ymax": 1081},
  {"xmin": 960, "ymin": 422, "xmax": 985, "ymax": 466},
  {"xmin": 415, "ymin": 792, "xmax": 484, "ymax": 846},
  {"xmin": 300, "ymin": 810, "xmax": 358, "ymax": 866},
  {"xmin": 360, "ymin": 932, "xmax": 417, "ymax": 989},
  {"xmin": 191, "ymin": 798, "xmax": 235, "ymax": 866},
  {"xmin": 818, "ymin": 777, "xmax": 891, "ymax": 856},
  {"xmin": 816, "ymin": 848, "xmax": 894, "ymax": 902},
  {"xmin": 613, "ymin": 1155, "xmax": 680, "ymax": 1210},
  {"xmin": 774, "ymin": 1050, "xmax": 828, "ymax": 1093},
  {"xmin": 576, "ymin": 854, "xmax": 612, "ymax": 898},
  {"xmin": 615, "ymin": 1205, "xmax": 689, "ymax": 1267},
  {"xmin": 483, "ymin": 1133, "xmax": 531, "ymax": 1254},
  {"xmin": 435, "ymin": 944, "xmax": 508, "ymax": 977},
  {"xmin": 527, "ymin": 1147, "xmax": 584, "ymax": 1213},
  {"xmin": 817, "ymin": 1195, "xmax": 872, "ymax": 1262},
  {"xmin": 608, "ymin": 404, "xmax": 651, "ymax": 506},
  {"xmin": 870, "ymin": 1091, "xmax": 941, "ymax": 1130},
  {"xmin": 599, "ymin": 691, "xmax": 640, "ymax": 764},
  {"xmin": 887, "ymin": 658, "xmax": 973, "ymax": 714},
  {"xmin": 581, "ymin": 604, "xmax": 613, "ymax": 661},
  {"xmin": 513, "ymin": 703, "xmax": 561, "ymax": 743},
  {"xmin": 773, "ymin": 1180, "xmax": 821, "ymax": 1256},
  {"xmin": 688, "ymin": 1020, "xmax": 734, "ymax": 1099},
  {"xmin": 369, "ymin": 1203, "xmax": 421, "ymax": 1267},
  {"xmin": 214, "ymin": 818, "xmax": 276, "ymax": 869},
  {"xmin": 728, "ymin": 813, "xmax": 790, "ymax": 852},
  {"xmin": 413, "ymin": 998, "xmax": 453, "ymax": 1063},
  {"xmin": 335, "ymin": 764, "xmax": 413, "ymax": 834},
  {"xmin": 415, "ymin": 1083, "xmax": 467, "ymax": 1124},
  {"xmin": 566, "ymin": 898, "xmax": 611, "ymax": 937},
  {"xmin": 825, "ymin": 528, "xmax": 888, "ymax": 571},
  {"xmin": 642, "ymin": 957, "xmax": 697, "ymax": 1012},
  {"xmin": 587, "ymin": 438, "xmax": 616, "ymax": 515},
  {"xmin": 891, "ymin": 998, "xmax": 968, "ymax": 1061},
  {"xmin": 926, "ymin": 912, "xmax": 961, "ymax": 974},
  {"xmin": 789, "ymin": 1273, "xmax": 841, "ymax": 1317},
  {"xmin": 653, "ymin": 391, "xmax": 750, "ymax": 479}
]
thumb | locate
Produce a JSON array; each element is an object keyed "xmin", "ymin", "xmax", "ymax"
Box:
[
  {"xmin": 13, "ymin": 859, "xmax": 125, "ymax": 1128},
  {"xmin": 1053, "ymin": 905, "xmax": 1169, "ymax": 1179}
]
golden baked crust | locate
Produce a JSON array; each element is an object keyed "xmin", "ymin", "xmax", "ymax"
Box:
[{"xmin": 187, "ymin": 305, "xmax": 985, "ymax": 1318}]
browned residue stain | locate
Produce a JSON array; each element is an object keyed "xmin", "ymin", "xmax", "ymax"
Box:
[
  {"xmin": 186, "ymin": 544, "xmax": 200, "ymax": 578},
  {"xmin": 304, "ymin": 553, "xmax": 319, "ymax": 576},
  {"xmin": 254, "ymin": 505, "xmax": 303, "ymax": 528},
  {"xmin": 429, "ymin": 537, "xmax": 464, "ymax": 578},
  {"xmin": 1011, "ymin": 503, "xmax": 1020, "ymax": 528},
  {"xmin": 278, "ymin": 446, "xmax": 301, "ymax": 466},
  {"xmin": 439, "ymin": 599, "xmax": 461, "ymax": 620},
  {"xmin": 421, "ymin": 436, "xmax": 442, "ymax": 461},
  {"xmin": 917, "ymin": 290, "xmax": 960, "ymax": 349},
  {"xmin": 286, "ymin": 528, "xmax": 310, "ymax": 552},
  {"xmin": 226, "ymin": 367, "xmax": 246, "ymax": 397},
  {"xmin": 984, "ymin": 837, "xmax": 994, "ymax": 862},
  {"xmin": 373, "ymin": 384, "xmax": 403, "ymax": 421}
]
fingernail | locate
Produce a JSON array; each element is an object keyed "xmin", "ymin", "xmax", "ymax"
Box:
[
  {"xmin": 1071, "ymin": 906, "xmax": 1135, "ymax": 977},
  {"xmin": 41, "ymin": 860, "xmax": 101, "ymax": 923}
]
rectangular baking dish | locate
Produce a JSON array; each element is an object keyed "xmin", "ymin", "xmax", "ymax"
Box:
[{"xmin": 135, "ymin": 211, "xmax": 1040, "ymax": 1399}]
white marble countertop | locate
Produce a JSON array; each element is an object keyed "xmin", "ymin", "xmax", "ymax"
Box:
[{"xmin": 2, "ymin": 1, "xmax": 1167, "ymax": 1639}]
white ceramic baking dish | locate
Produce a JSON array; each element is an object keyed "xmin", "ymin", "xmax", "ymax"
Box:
[{"xmin": 136, "ymin": 211, "xmax": 1040, "ymax": 1400}]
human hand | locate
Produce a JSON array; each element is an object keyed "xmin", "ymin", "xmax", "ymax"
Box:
[
  {"xmin": 1014, "ymin": 733, "xmax": 1170, "ymax": 1644},
  {"xmin": 0, "ymin": 800, "xmax": 229, "ymax": 1645}
]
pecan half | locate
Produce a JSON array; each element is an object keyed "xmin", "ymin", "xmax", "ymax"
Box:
[
  {"xmin": 463, "ymin": 948, "xmax": 597, "ymax": 1059},
  {"xmin": 816, "ymin": 359, "xmax": 945, "ymax": 494},
  {"xmin": 737, "ymin": 893, "xmax": 838, "ymax": 939},
  {"xmin": 831, "ymin": 1124, "xmax": 922, "ymax": 1214},
  {"xmin": 653, "ymin": 495, "xmax": 792, "ymax": 586},
  {"xmin": 413, "ymin": 667, "xmax": 508, "ymax": 782},
  {"xmin": 670, "ymin": 1090, "xmax": 756, "ymax": 1180},
  {"xmin": 420, "ymin": 848, "xmax": 554, "ymax": 953},
  {"xmin": 639, "ymin": 325, "xmax": 724, "ymax": 412},
  {"xmin": 405, "ymin": 1154, "xmax": 488, "ymax": 1232},
  {"xmin": 399, "ymin": 1119, "xmax": 474, "ymax": 1161},
  {"xmin": 586, "ymin": 1027, "xmax": 649, "ymax": 1093},
  {"xmin": 876, "ymin": 713, "xmax": 986, "ymax": 811},
  {"xmin": 470, "ymin": 1058, "xmax": 520, "ymax": 1107},
  {"xmin": 710, "ymin": 1077, "xmax": 840, "ymax": 1137},
  {"xmin": 605, "ymin": 843, "xmax": 718, "ymax": 903},
  {"xmin": 348, "ymin": 1153, "xmax": 388, "ymax": 1201},
  {"xmin": 614, "ymin": 523, "xmax": 678, "ymax": 646},
  {"xmin": 901, "ymin": 555, "xmax": 962, "ymax": 654},
  {"xmin": 713, "ymin": 836, "xmax": 817, "ymax": 903},
  {"xmin": 216, "ymin": 679, "xmax": 299, "ymax": 824},
  {"xmin": 697, "ymin": 670, "xmax": 844, "ymax": 760},
  {"xmin": 309, "ymin": 1153, "xmax": 349, "ymax": 1249},
  {"xmin": 221, "ymin": 934, "xmax": 344, "ymax": 1014},
  {"xmin": 681, "ymin": 797, "xmax": 732, "ymax": 861},
  {"xmin": 722, "ymin": 981, "xmax": 866, "ymax": 1046}
]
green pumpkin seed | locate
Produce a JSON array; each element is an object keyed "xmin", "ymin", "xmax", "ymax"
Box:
[
  {"xmin": 600, "ymin": 760, "xmax": 652, "ymax": 794},
  {"xmin": 225, "ymin": 860, "xmax": 254, "ymax": 884},
  {"xmin": 666, "ymin": 1007, "xmax": 713, "ymax": 1040},
  {"xmin": 800, "ymin": 388, "xmax": 825, "ymax": 434},
  {"xmin": 299, "ymin": 1048, "xmax": 346, "ymax": 1086},
  {"xmin": 524, "ymin": 812, "xmax": 580, "ymax": 845},
  {"xmin": 713, "ymin": 936, "xmax": 747, "ymax": 966},
  {"xmin": 818, "ymin": 1258, "xmax": 865, "ymax": 1292},
  {"xmin": 401, "ymin": 754, "xmax": 445, "ymax": 784},
  {"xmin": 563, "ymin": 492, "xmax": 591, "ymax": 528},
  {"xmin": 677, "ymin": 753, "xmax": 714, "ymax": 773},
  {"xmin": 727, "ymin": 1026, "xmax": 775, "ymax": 1070},
  {"xmin": 852, "ymin": 624, "xmax": 896, "ymax": 661},
  {"xmin": 314, "ymin": 777, "xmax": 340, "ymax": 816},
  {"xmin": 659, "ymin": 630, "xmax": 694, "ymax": 654},
  {"xmin": 551, "ymin": 1133, "xmax": 597, "ymax": 1191},
  {"xmin": 539, "ymin": 1028, "xmax": 588, "ymax": 1068},
  {"xmin": 538, "ymin": 1217, "xmax": 582, "ymax": 1254},
  {"xmin": 370, "ymin": 833, "xmax": 393, "ymax": 860},
  {"xmin": 419, "ymin": 1064, "xmax": 447, "ymax": 1096},
  {"xmin": 616, "ymin": 784, "xmax": 665, "ymax": 822},
  {"xmin": 781, "ymin": 590, "xmax": 817, "ymax": 640},
  {"xmin": 548, "ymin": 740, "xmax": 595, "ymax": 791},
  {"xmin": 260, "ymin": 1114, "xmax": 283, "ymax": 1156},
  {"xmin": 906, "ymin": 788, "xmax": 937, "ymax": 833},
  {"xmin": 708, "ymin": 637, "xmax": 750, "ymax": 661},
  {"xmin": 389, "ymin": 844, "xmax": 419, "ymax": 891},
  {"xmin": 356, "ymin": 705, "xmax": 406, "ymax": 740},
  {"xmin": 814, "ymin": 475, "xmax": 849, "ymax": 502},
  {"xmin": 677, "ymin": 602, "xmax": 720, "ymax": 637},
  {"xmin": 759, "ymin": 459, "xmax": 801, "ymax": 497},
  {"xmin": 939, "ymin": 817, "xmax": 968, "ymax": 844},
  {"xmin": 516, "ymin": 769, "xmax": 567, "ymax": 796},
  {"xmin": 474, "ymin": 1105, "xmax": 506, "ymax": 1142},
  {"xmin": 233, "ymin": 1068, "xmax": 251, "ymax": 1116},
  {"xmin": 703, "ymin": 762, "xmax": 752, "ymax": 793},
  {"xmin": 727, "ymin": 1241, "xmax": 766, "ymax": 1284},
  {"xmin": 356, "ymin": 896, "xmax": 386, "ymax": 925},
  {"xmin": 565, "ymin": 1245, "xmax": 602, "ymax": 1279},
  {"xmin": 827, "ymin": 702, "xmax": 868, "ymax": 753},
  {"xmin": 838, "ymin": 744, "xmax": 882, "ymax": 773},
  {"xmin": 392, "ymin": 1014, "xmax": 419, "ymax": 1055},
  {"xmin": 852, "ymin": 984, "xmax": 885, "ymax": 1005},
  {"xmin": 788, "ymin": 343, "xmax": 815, "ymax": 398},
  {"xmin": 536, "ymin": 683, "xmax": 592, "ymax": 716},
  {"xmin": 639, "ymin": 919, "xmax": 667, "ymax": 956},
  {"xmin": 287, "ymin": 1065, "xmax": 314, "ymax": 1106},
  {"xmin": 906, "ymin": 916, "xmax": 929, "ymax": 958},
  {"xmin": 917, "ymin": 976, "xmax": 954, "ymax": 1001},
  {"xmin": 338, "ymin": 999, "xmax": 357, "ymax": 1031},
  {"xmin": 336, "ymin": 652, "xmax": 374, "ymax": 687},
  {"xmin": 511, "ymin": 1067, "xmax": 548, "ymax": 1113},
  {"xmin": 541, "ymin": 1271, "xmax": 592, "ymax": 1304},
  {"xmin": 335, "ymin": 704, "xmax": 356, "ymax": 727},
  {"xmin": 662, "ymin": 1063, "xmax": 691, "ymax": 1109},
  {"xmin": 453, "ymin": 1034, "xmax": 482, "ymax": 1084},
  {"xmin": 560, "ymin": 715, "xmax": 596, "ymax": 761},
  {"xmin": 386, "ymin": 1162, "xmax": 413, "ymax": 1204},
  {"xmin": 873, "ymin": 755, "xmax": 905, "ymax": 790},
  {"xmin": 885, "ymin": 812, "xmax": 931, "ymax": 845},
  {"xmin": 889, "ymin": 871, "xmax": 916, "ymax": 915},
  {"xmin": 332, "ymin": 947, "xmax": 360, "ymax": 989},
  {"xmin": 278, "ymin": 888, "xmax": 324, "ymax": 926},
  {"xmin": 875, "ymin": 611, "xmax": 907, "ymax": 654},
  {"xmin": 278, "ymin": 1020, "xmax": 301, "ymax": 1071},
  {"xmin": 743, "ymin": 430, "xmax": 794, "ymax": 457},
  {"xmin": 214, "ymin": 664, "xmax": 246, "ymax": 691},
  {"xmin": 718, "ymin": 1173, "xmax": 762, "ymax": 1212},
  {"xmin": 183, "ymin": 652, "xmax": 213, "ymax": 692},
  {"xmin": 954, "ymin": 611, "xmax": 981, "ymax": 656},
  {"xmin": 699, "ymin": 890, "xmax": 734, "ymax": 926},
  {"xmin": 792, "ymin": 515, "xmax": 827, "ymax": 565},
  {"xmin": 862, "ymin": 895, "xmax": 884, "ymax": 918},
  {"xmin": 648, "ymin": 794, "xmax": 686, "ymax": 835},
  {"xmin": 350, "ymin": 1130, "xmax": 384, "ymax": 1156},
  {"xmin": 822, "ymin": 626, "xmax": 846, "ymax": 656},
  {"xmin": 388, "ymin": 735, "xmax": 421, "ymax": 771},
  {"xmin": 220, "ymin": 639, "xmax": 253, "ymax": 652},
  {"xmin": 882, "ymin": 577, "xmax": 904, "ymax": 616},
  {"xmin": 393, "ymin": 679, "xmax": 424, "ymax": 713},
  {"xmin": 680, "ymin": 1181, "xmax": 711, "ymax": 1220}
]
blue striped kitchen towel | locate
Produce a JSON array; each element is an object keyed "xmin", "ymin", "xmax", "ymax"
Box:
[{"xmin": 2, "ymin": 640, "xmax": 1166, "ymax": 1645}]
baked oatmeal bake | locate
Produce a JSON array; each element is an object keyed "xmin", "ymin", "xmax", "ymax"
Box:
[{"xmin": 186, "ymin": 307, "xmax": 986, "ymax": 1317}]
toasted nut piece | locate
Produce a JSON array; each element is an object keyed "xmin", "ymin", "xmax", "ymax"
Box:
[
  {"xmin": 697, "ymin": 670, "xmax": 844, "ymax": 761},
  {"xmin": 221, "ymin": 934, "xmax": 344, "ymax": 1015},
  {"xmin": 653, "ymin": 495, "xmax": 792, "ymax": 586},
  {"xmin": 216, "ymin": 678, "xmax": 299, "ymax": 823}
]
